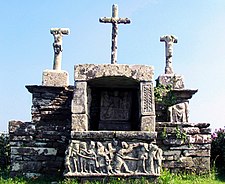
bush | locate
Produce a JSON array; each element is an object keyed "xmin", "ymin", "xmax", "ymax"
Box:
[
  {"xmin": 0, "ymin": 133, "xmax": 10, "ymax": 170},
  {"xmin": 211, "ymin": 128, "xmax": 225, "ymax": 171}
]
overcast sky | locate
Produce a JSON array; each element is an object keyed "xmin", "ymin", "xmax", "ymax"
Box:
[{"xmin": 0, "ymin": 1, "xmax": 225, "ymax": 132}]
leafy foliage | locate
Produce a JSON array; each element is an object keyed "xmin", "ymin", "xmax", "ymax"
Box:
[
  {"xmin": 0, "ymin": 133, "xmax": 10, "ymax": 171},
  {"xmin": 154, "ymin": 84, "xmax": 176, "ymax": 107},
  {"xmin": 211, "ymin": 128, "xmax": 225, "ymax": 171}
]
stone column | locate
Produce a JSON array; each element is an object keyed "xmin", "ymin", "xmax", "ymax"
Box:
[
  {"xmin": 140, "ymin": 82, "xmax": 155, "ymax": 132},
  {"xmin": 71, "ymin": 82, "xmax": 89, "ymax": 131}
]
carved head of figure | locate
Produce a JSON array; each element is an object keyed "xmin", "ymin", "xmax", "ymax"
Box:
[{"xmin": 121, "ymin": 141, "xmax": 129, "ymax": 149}]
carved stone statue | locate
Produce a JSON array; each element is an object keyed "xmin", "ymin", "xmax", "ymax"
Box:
[
  {"xmin": 50, "ymin": 28, "xmax": 70, "ymax": 70},
  {"xmin": 169, "ymin": 102, "xmax": 189, "ymax": 122},
  {"xmin": 160, "ymin": 35, "xmax": 178, "ymax": 74}
]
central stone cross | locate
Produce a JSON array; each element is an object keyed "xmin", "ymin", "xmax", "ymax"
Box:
[{"xmin": 99, "ymin": 4, "xmax": 131, "ymax": 64}]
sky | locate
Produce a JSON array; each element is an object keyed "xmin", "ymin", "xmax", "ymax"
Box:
[{"xmin": 0, "ymin": 0, "xmax": 225, "ymax": 132}]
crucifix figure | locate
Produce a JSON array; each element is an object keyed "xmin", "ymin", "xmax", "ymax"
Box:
[
  {"xmin": 160, "ymin": 35, "xmax": 178, "ymax": 74},
  {"xmin": 99, "ymin": 4, "xmax": 131, "ymax": 64},
  {"xmin": 50, "ymin": 28, "xmax": 70, "ymax": 70}
]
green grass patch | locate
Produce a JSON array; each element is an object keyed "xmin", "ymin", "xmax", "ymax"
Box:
[{"xmin": 0, "ymin": 169, "xmax": 225, "ymax": 184}]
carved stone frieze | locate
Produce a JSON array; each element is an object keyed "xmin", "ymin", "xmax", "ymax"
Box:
[{"xmin": 64, "ymin": 139, "xmax": 163, "ymax": 176}]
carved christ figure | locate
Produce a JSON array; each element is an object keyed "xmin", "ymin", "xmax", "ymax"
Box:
[
  {"xmin": 99, "ymin": 4, "xmax": 131, "ymax": 64},
  {"xmin": 160, "ymin": 35, "xmax": 178, "ymax": 74},
  {"xmin": 50, "ymin": 28, "xmax": 70, "ymax": 70}
]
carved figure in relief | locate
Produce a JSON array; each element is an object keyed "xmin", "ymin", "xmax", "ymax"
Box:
[
  {"xmin": 78, "ymin": 142, "xmax": 88, "ymax": 173},
  {"xmin": 154, "ymin": 147, "xmax": 164, "ymax": 174},
  {"xmin": 114, "ymin": 142, "xmax": 138, "ymax": 173},
  {"xmin": 148, "ymin": 144, "xmax": 158, "ymax": 174},
  {"xmin": 86, "ymin": 141, "xmax": 99, "ymax": 173},
  {"xmin": 96, "ymin": 142, "xmax": 111, "ymax": 173},
  {"xmin": 136, "ymin": 143, "xmax": 148, "ymax": 173},
  {"xmin": 169, "ymin": 102, "xmax": 189, "ymax": 122},
  {"xmin": 71, "ymin": 142, "xmax": 79, "ymax": 173},
  {"xmin": 65, "ymin": 145, "xmax": 74, "ymax": 173}
]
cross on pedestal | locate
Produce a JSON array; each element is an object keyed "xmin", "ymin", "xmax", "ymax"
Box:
[
  {"xmin": 50, "ymin": 28, "xmax": 70, "ymax": 70},
  {"xmin": 99, "ymin": 4, "xmax": 131, "ymax": 64},
  {"xmin": 160, "ymin": 35, "xmax": 178, "ymax": 74}
]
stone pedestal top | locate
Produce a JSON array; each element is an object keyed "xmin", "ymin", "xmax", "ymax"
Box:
[
  {"xmin": 42, "ymin": 69, "xmax": 69, "ymax": 87},
  {"xmin": 71, "ymin": 131, "xmax": 157, "ymax": 141},
  {"xmin": 74, "ymin": 64, "xmax": 154, "ymax": 82}
]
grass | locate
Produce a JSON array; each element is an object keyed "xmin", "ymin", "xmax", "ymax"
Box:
[{"xmin": 0, "ymin": 169, "xmax": 225, "ymax": 184}]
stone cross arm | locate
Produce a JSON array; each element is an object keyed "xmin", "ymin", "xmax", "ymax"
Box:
[
  {"xmin": 50, "ymin": 28, "xmax": 70, "ymax": 35},
  {"xmin": 99, "ymin": 17, "xmax": 131, "ymax": 24}
]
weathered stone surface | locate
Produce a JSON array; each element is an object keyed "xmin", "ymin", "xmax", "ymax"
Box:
[
  {"xmin": 71, "ymin": 131, "xmax": 157, "ymax": 141},
  {"xmin": 74, "ymin": 64, "xmax": 154, "ymax": 82},
  {"xmin": 183, "ymin": 149, "xmax": 210, "ymax": 157},
  {"xmin": 187, "ymin": 134, "xmax": 211, "ymax": 144},
  {"xmin": 140, "ymin": 116, "xmax": 155, "ymax": 132},
  {"xmin": 169, "ymin": 144, "xmax": 211, "ymax": 150},
  {"xmin": 156, "ymin": 122, "xmax": 210, "ymax": 128},
  {"xmin": 156, "ymin": 74, "xmax": 184, "ymax": 89},
  {"xmin": 11, "ymin": 147, "xmax": 57, "ymax": 156},
  {"xmin": 71, "ymin": 114, "xmax": 89, "ymax": 131},
  {"xmin": 42, "ymin": 69, "xmax": 69, "ymax": 87},
  {"xmin": 200, "ymin": 128, "xmax": 211, "ymax": 134},
  {"xmin": 192, "ymin": 157, "xmax": 210, "ymax": 173},
  {"xmin": 72, "ymin": 82, "xmax": 88, "ymax": 114}
]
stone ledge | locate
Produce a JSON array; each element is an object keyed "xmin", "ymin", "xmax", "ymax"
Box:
[
  {"xmin": 156, "ymin": 122, "xmax": 210, "ymax": 129},
  {"xmin": 71, "ymin": 131, "xmax": 157, "ymax": 141},
  {"xmin": 74, "ymin": 64, "xmax": 154, "ymax": 82}
]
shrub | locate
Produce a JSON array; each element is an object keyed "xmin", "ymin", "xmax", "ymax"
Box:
[
  {"xmin": 0, "ymin": 132, "xmax": 10, "ymax": 170},
  {"xmin": 211, "ymin": 128, "xmax": 225, "ymax": 171}
]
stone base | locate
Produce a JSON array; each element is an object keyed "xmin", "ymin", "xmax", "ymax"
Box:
[
  {"xmin": 156, "ymin": 74, "xmax": 184, "ymax": 89},
  {"xmin": 42, "ymin": 69, "xmax": 69, "ymax": 87},
  {"xmin": 64, "ymin": 131, "xmax": 161, "ymax": 178}
]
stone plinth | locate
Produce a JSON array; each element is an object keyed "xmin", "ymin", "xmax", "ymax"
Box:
[
  {"xmin": 42, "ymin": 69, "xmax": 69, "ymax": 87},
  {"xmin": 64, "ymin": 131, "xmax": 161, "ymax": 177},
  {"xmin": 156, "ymin": 74, "xmax": 184, "ymax": 89}
]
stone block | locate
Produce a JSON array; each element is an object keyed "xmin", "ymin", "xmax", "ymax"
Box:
[
  {"xmin": 140, "ymin": 116, "xmax": 155, "ymax": 131},
  {"xmin": 71, "ymin": 82, "xmax": 88, "ymax": 114},
  {"xmin": 74, "ymin": 64, "xmax": 154, "ymax": 82},
  {"xmin": 11, "ymin": 147, "xmax": 57, "ymax": 156},
  {"xmin": 71, "ymin": 114, "xmax": 89, "ymax": 131},
  {"xmin": 42, "ymin": 69, "xmax": 69, "ymax": 87},
  {"xmin": 192, "ymin": 157, "xmax": 210, "ymax": 173},
  {"xmin": 187, "ymin": 134, "xmax": 211, "ymax": 144},
  {"xmin": 140, "ymin": 82, "xmax": 155, "ymax": 116},
  {"xmin": 156, "ymin": 74, "xmax": 184, "ymax": 89}
]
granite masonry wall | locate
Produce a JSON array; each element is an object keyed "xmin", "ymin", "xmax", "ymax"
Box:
[
  {"xmin": 156, "ymin": 121, "xmax": 211, "ymax": 173},
  {"xmin": 9, "ymin": 86, "xmax": 73, "ymax": 177}
]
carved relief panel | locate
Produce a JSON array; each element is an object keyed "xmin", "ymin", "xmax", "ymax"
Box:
[{"xmin": 64, "ymin": 139, "xmax": 163, "ymax": 176}]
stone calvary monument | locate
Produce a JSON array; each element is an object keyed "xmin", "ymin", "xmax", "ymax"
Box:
[{"xmin": 9, "ymin": 4, "xmax": 211, "ymax": 179}]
